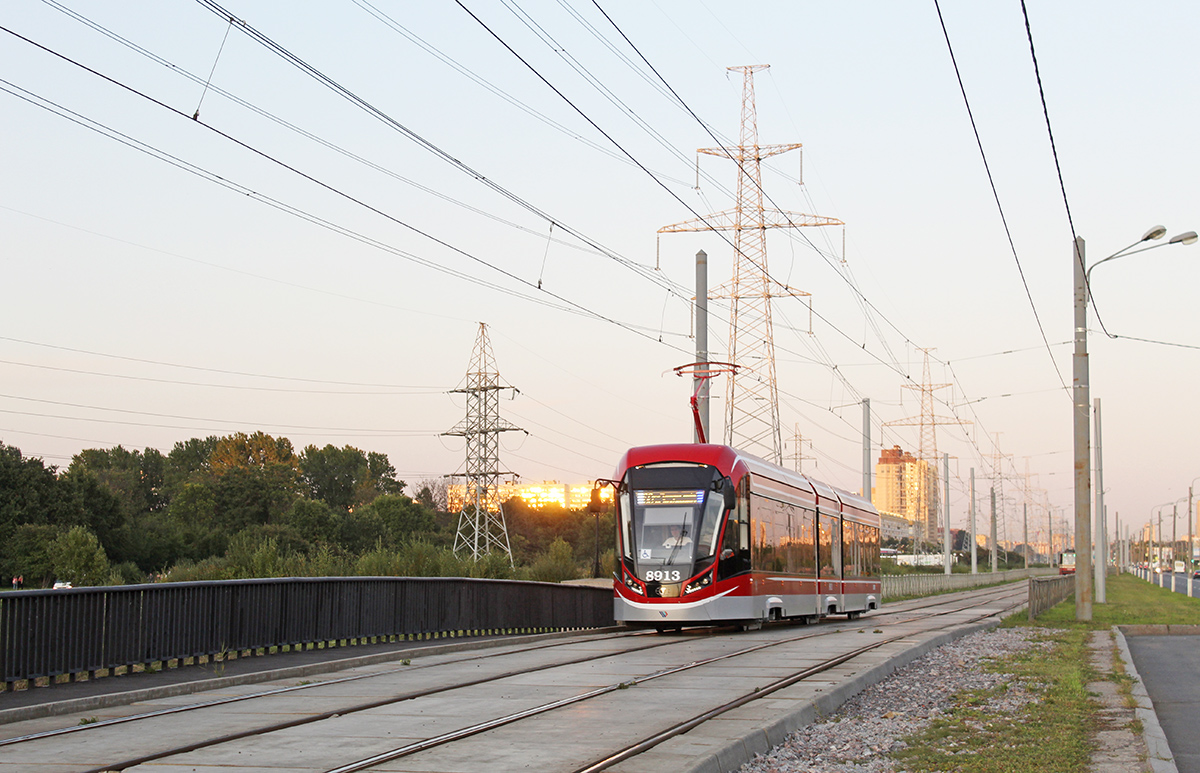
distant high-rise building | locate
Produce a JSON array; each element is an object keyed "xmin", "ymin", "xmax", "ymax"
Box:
[{"xmin": 872, "ymin": 445, "xmax": 939, "ymax": 544}]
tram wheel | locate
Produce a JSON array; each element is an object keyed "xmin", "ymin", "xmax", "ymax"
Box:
[{"xmin": 847, "ymin": 611, "xmax": 862, "ymax": 621}]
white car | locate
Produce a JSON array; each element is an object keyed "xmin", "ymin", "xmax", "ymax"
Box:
[{"xmin": 52, "ymin": 581, "xmax": 73, "ymax": 589}]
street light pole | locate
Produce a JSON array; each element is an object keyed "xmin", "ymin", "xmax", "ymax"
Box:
[{"xmin": 1072, "ymin": 226, "xmax": 1196, "ymax": 619}]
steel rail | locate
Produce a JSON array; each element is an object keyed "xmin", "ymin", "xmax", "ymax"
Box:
[
  {"xmin": 574, "ymin": 595, "xmax": 1027, "ymax": 773},
  {"xmin": 321, "ymin": 586, "xmax": 1027, "ymax": 773},
  {"xmin": 1, "ymin": 629, "xmax": 655, "ymax": 748},
  {"xmin": 40, "ymin": 582, "xmax": 1025, "ymax": 773}
]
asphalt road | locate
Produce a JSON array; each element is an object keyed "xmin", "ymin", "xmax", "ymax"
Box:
[{"xmin": 1126, "ymin": 634, "xmax": 1200, "ymax": 773}]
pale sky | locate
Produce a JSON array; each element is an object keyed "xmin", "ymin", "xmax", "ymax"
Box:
[{"xmin": 3, "ymin": 1, "xmax": 1198, "ymax": 545}]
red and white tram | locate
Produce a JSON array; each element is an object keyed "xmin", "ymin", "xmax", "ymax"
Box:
[{"xmin": 610, "ymin": 443, "xmax": 881, "ymax": 629}]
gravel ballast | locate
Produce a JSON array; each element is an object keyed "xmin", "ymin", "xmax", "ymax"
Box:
[{"xmin": 737, "ymin": 627, "xmax": 1050, "ymax": 773}]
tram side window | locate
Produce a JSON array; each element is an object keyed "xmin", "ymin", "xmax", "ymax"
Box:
[
  {"xmin": 843, "ymin": 521, "xmax": 866, "ymax": 579},
  {"xmin": 796, "ymin": 508, "xmax": 816, "ymax": 576},
  {"xmin": 718, "ymin": 475, "xmax": 751, "ymax": 579},
  {"xmin": 818, "ymin": 513, "xmax": 842, "ymax": 579},
  {"xmin": 842, "ymin": 521, "xmax": 856, "ymax": 578},
  {"xmin": 751, "ymin": 495, "xmax": 785, "ymax": 572},
  {"xmin": 865, "ymin": 524, "xmax": 880, "ymax": 577}
]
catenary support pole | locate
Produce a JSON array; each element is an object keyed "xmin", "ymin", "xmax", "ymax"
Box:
[
  {"xmin": 970, "ymin": 468, "xmax": 977, "ymax": 574},
  {"xmin": 991, "ymin": 486, "xmax": 998, "ymax": 573},
  {"xmin": 862, "ymin": 399, "xmax": 871, "ymax": 500},
  {"xmin": 1190, "ymin": 485, "xmax": 1196, "ymax": 597},
  {"xmin": 944, "ymin": 453, "xmax": 951, "ymax": 574},
  {"xmin": 1049, "ymin": 508, "xmax": 1054, "ymax": 568},
  {"xmin": 694, "ymin": 250, "xmax": 709, "ymax": 443},
  {"xmin": 1094, "ymin": 397, "xmax": 1106, "ymax": 603},
  {"xmin": 1023, "ymin": 503, "xmax": 1028, "ymax": 570},
  {"xmin": 1072, "ymin": 236, "xmax": 1093, "ymax": 619},
  {"xmin": 1115, "ymin": 512, "xmax": 1121, "ymax": 574}
]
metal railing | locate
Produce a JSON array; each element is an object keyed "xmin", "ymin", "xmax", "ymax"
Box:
[
  {"xmin": 882, "ymin": 568, "xmax": 1053, "ymax": 600},
  {"xmin": 1027, "ymin": 574, "xmax": 1075, "ymax": 620},
  {"xmin": 0, "ymin": 577, "xmax": 614, "ymax": 690}
]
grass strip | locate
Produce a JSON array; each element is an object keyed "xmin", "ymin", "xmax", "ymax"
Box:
[
  {"xmin": 893, "ymin": 627, "xmax": 1092, "ymax": 773},
  {"xmin": 893, "ymin": 573, "xmax": 1200, "ymax": 772}
]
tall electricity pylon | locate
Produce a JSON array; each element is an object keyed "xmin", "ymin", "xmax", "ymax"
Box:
[
  {"xmin": 658, "ymin": 64, "xmax": 842, "ymax": 463},
  {"xmin": 444, "ymin": 323, "xmax": 522, "ymax": 564},
  {"xmin": 883, "ymin": 349, "xmax": 970, "ymax": 543}
]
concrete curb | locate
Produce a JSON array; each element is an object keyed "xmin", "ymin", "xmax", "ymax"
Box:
[
  {"xmin": 0, "ymin": 627, "xmax": 623, "ymax": 725},
  {"xmin": 1115, "ymin": 627, "xmax": 1179, "ymax": 773},
  {"xmin": 681, "ymin": 615, "xmax": 1007, "ymax": 773}
]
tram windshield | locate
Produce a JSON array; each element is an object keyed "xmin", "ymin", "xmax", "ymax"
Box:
[{"xmin": 620, "ymin": 464, "xmax": 729, "ymax": 584}]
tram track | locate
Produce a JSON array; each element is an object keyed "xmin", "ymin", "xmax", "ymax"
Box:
[
  {"xmin": 1, "ymin": 582, "xmax": 1030, "ymax": 773},
  {"xmin": 320, "ymin": 584, "xmax": 1028, "ymax": 773},
  {"xmin": 0, "ymin": 577, "xmax": 1016, "ymax": 751}
]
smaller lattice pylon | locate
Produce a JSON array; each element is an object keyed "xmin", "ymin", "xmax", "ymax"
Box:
[
  {"xmin": 443, "ymin": 323, "xmax": 524, "ymax": 564},
  {"xmin": 883, "ymin": 349, "xmax": 970, "ymax": 544}
]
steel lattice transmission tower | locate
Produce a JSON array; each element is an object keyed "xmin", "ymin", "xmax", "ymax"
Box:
[
  {"xmin": 883, "ymin": 349, "xmax": 970, "ymax": 543},
  {"xmin": 659, "ymin": 64, "xmax": 842, "ymax": 463},
  {"xmin": 444, "ymin": 323, "xmax": 522, "ymax": 564}
]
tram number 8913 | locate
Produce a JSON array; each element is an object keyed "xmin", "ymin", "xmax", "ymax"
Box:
[{"xmin": 644, "ymin": 570, "xmax": 682, "ymax": 582}]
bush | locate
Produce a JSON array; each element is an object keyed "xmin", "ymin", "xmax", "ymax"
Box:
[{"xmin": 527, "ymin": 538, "xmax": 579, "ymax": 583}]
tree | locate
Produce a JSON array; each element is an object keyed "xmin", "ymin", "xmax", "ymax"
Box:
[
  {"xmin": 212, "ymin": 463, "xmax": 301, "ymax": 531},
  {"xmin": 413, "ymin": 476, "xmax": 449, "ymax": 511},
  {"xmin": 165, "ymin": 436, "xmax": 219, "ymax": 496},
  {"xmin": 359, "ymin": 494, "xmax": 435, "ymax": 542},
  {"xmin": 0, "ymin": 442, "xmax": 72, "ymax": 530},
  {"xmin": 49, "ymin": 525, "xmax": 113, "ymax": 587},
  {"xmin": 59, "ymin": 469, "xmax": 125, "ymax": 550},
  {"xmin": 2, "ymin": 523, "xmax": 63, "ymax": 587},
  {"xmin": 68, "ymin": 445, "xmax": 165, "ymax": 517},
  {"xmin": 210, "ymin": 431, "xmax": 298, "ymax": 474},
  {"xmin": 366, "ymin": 452, "xmax": 405, "ymax": 496},
  {"xmin": 281, "ymin": 498, "xmax": 338, "ymax": 545},
  {"xmin": 299, "ymin": 444, "xmax": 368, "ymax": 511}
]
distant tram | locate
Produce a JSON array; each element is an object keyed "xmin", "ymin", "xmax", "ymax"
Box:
[
  {"xmin": 1058, "ymin": 550, "xmax": 1076, "ymax": 575},
  {"xmin": 609, "ymin": 443, "xmax": 881, "ymax": 630}
]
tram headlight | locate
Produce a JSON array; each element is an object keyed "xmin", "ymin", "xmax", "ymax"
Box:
[
  {"xmin": 683, "ymin": 570, "xmax": 712, "ymax": 595},
  {"xmin": 624, "ymin": 574, "xmax": 645, "ymax": 595}
]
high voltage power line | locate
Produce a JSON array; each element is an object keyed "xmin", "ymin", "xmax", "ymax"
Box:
[{"xmin": 2, "ymin": 5, "xmax": 1082, "ymax": 497}]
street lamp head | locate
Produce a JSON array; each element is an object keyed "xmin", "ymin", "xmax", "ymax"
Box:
[
  {"xmin": 1143, "ymin": 225, "xmax": 1168, "ymax": 241},
  {"xmin": 1169, "ymin": 231, "xmax": 1198, "ymax": 246}
]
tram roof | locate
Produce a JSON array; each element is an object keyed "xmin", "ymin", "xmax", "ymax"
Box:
[{"xmin": 616, "ymin": 443, "xmax": 877, "ymax": 517}]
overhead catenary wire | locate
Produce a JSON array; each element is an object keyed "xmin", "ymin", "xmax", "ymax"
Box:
[
  {"xmin": 932, "ymin": 0, "xmax": 1068, "ymax": 394},
  {"xmin": 0, "ymin": 29, "xmax": 688, "ymax": 355}
]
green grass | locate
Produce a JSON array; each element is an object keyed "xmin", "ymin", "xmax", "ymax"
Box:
[
  {"xmin": 892, "ymin": 572, "xmax": 1200, "ymax": 773},
  {"xmin": 1035, "ymin": 572, "xmax": 1200, "ymax": 628},
  {"xmin": 894, "ymin": 628, "xmax": 1093, "ymax": 773}
]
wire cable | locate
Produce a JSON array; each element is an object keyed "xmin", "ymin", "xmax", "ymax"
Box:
[{"xmin": 933, "ymin": 0, "xmax": 1068, "ymax": 394}]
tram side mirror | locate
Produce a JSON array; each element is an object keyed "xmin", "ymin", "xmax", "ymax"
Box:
[
  {"xmin": 587, "ymin": 487, "xmax": 603, "ymax": 514},
  {"xmin": 721, "ymin": 478, "xmax": 735, "ymax": 511},
  {"xmin": 720, "ymin": 548, "xmax": 735, "ymax": 561}
]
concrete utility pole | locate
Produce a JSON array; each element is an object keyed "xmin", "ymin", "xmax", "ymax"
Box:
[
  {"xmin": 1023, "ymin": 503, "xmax": 1029, "ymax": 570},
  {"xmin": 1072, "ymin": 236, "xmax": 1094, "ymax": 620},
  {"xmin": 944, "ymin": 453, "xmax": 951, "ymax": 574},
  {"xmin": 1174, "ymin": 504, "xmax": 1179, "ymax": 573},
  {"xmin": 694, "ymin": 250, "xmax": 709, "ymax": 443},
  {"xmin": 970, "ymin": 468, "xmax": 977, "ymax": 574},
  {"xmin": 1048, "ymin": 508, "xmax": 1054, "ymax": 567},
  {"xmin": 990, "ymin": 487, "xmax": 998, "ymax": 573},
  {"xmin": 1159, "ymin": 509, "xmax": 1164, "ymax": 587},
  {"xmin": 862, "ymin": 399, "xmax": 871, "ymax": 500},
  {"xmin": 1115, "ymin": 512, "xmax": 1121, "ymax": 574},
  {"xmin": 1094, "ymin": 397, "xmax": 1106, "ymax": 603},
  {"xmin": 1190, "ymin": 480, "xmax": 1197, "ymax": 593}
]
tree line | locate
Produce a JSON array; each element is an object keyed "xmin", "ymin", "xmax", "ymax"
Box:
[{"xmin": 0, "ymin": 433, "xmax": 614, "ymax": 588}]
